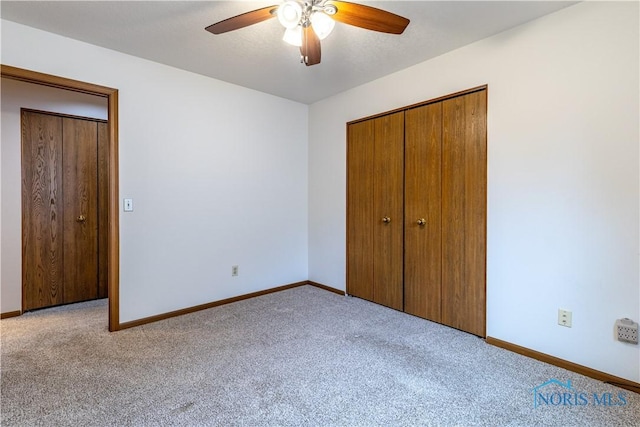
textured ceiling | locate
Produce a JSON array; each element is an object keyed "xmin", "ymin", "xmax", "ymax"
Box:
[{"xmin": 0, "ymin": 1, "xmax": 577, "ymax": 104}]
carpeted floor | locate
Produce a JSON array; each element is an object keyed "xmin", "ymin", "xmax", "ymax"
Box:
[{"xmin": 1, "ymin": 285, "xmax": 638, "ymax": 426}]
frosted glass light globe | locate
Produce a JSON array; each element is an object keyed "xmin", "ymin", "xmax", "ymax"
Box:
[
  {"xmin": 310, "ymin": 11, "xmax": 335, "ymax": 40},
  {"xmin": 277, "ymin": 1, "xmax": 303, "ymax": 29}
]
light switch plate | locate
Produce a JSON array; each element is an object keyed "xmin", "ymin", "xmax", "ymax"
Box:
[{"xmin": 124, "ymin": 198, "xmax": 133, "ymax": 212}]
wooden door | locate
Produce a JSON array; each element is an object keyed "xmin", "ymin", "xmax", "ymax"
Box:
[
  {"xmin": 62, "ymin": 117, "xmax": 99, "ymax": 303},
  {"xmin": 22, "ymin": 112, "xmax": 65, "ymax": 309},
  {"xmin": 441, "ymin": 90, "xmax": 487, "ymax": 336},
  {"xmin": 347, "ymin": 119, "xmax": 375, "ymax": 301},
  {"xmin": 404, "ymin": 102, "xmax": 443, "ymax": 322},
  {"xmin": 372, "ymin": 112, "xmax": 404, "ymax": 310},
  {"xmin": 347, "ymin": 112, "xmax": 404, "ymax": 310},
  {"xmin": 22, "ymin": 110, "xmax": 108, "ymax": 311}
]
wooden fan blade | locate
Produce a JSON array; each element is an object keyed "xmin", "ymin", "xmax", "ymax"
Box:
[
  {"xmin": 205, "ymin": 5, "xmax": 278, "ymax": 35},
  {"xmin": 300, "ymin": 25, "xmax": 321, "ymax": 66},
  {"xmin": 326, "ymin": 1, "xmax": 410, "ymax": 34}
]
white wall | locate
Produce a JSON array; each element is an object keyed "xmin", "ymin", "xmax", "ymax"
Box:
[
  {"xmin": 308, "ymin": 2, "xmax": 639, "ymax": 382},
  {"xmin": 0, "ymin": 78, "xmax": 108, "ymax": 313},
  {"xmin": 1, "ymin": 20, "xmax": 309, "ymax": 322}
]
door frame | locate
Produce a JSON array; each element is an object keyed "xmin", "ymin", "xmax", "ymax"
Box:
[{"xmin": 2, "ymin": 64, "xmax": 120, "ymax": 332}]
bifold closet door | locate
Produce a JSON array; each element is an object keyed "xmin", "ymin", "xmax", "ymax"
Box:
[
  {"xmin": 62, "ymin": 117, "xmax": 100, "ymax": 304},
  {"xmin": 22, "ymin": 112, "xmax": 65, "ymax": 309},
  {"xmin": 404, "ymin": 102, "xmax": 443, "ymax": 322},
  {"xmin": 441, "ymin": 90, "xmax": 487, "ymax": 337},
  {"xmin": 347, "ymin": 112, "xmax": 404, "ymax": 310},
  {"xmin": 22, "ymin": 110, "xmax": 107, "ymax": 311},
  {"xmin": 347, "ymin": 119, "xmax": 375, "ymax": 302}
]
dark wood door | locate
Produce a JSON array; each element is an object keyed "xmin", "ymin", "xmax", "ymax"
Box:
[
  {"xmin": 347, "ymin": 112, "xmax": 404, "ymax": 310},
  {"xmin": 22, "ymin": 110, "xmax": 108, "ymax": 311},
  {"xmin": 21, "ymin": 112, "xmax": 65, "ymax": 309},
  {"xmin": 404, "ymin": 102, "xmax": 443, "ymax": 322},
  {"xmin": 441, "ymin": 90, "xmax": 487, "ymax": 336},
  {"xmin": 62, "ymin": 117, "xmax": 99, "ymax": 303}
]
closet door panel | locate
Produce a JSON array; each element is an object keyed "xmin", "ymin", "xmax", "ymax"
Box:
[
  {"xmin": 21, "ymin": 112, "xmax": 65, "ymax": 310},
  {"xmin": 372, "ymin": 112, "xmax": 404, "ymax": 310},
  {"xmin": 441, "ymin": 91, "xmax": 487, "ymax": 336},
  {"xmin": 62, "ymin": 117, "xmax": 99, "ymax": 304},
  {"xmin": 347, "ymin": 120, "xmax": 375, "ymax": 301},
  {"xmin": 404, "ymin": 103, "xmax": 442, "ymax": 321}
]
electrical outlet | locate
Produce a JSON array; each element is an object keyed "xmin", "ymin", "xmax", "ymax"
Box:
[
  {"xmin": 616, "ymin": 318, "xmax": 638, "ymax": 344},
  {"xmin": 231, "ymin": 265, "xmax": 239, "ymax": 277},
  {"xmin": 558, "ymin": 309, "xmax": 572, "ymax": 328}
]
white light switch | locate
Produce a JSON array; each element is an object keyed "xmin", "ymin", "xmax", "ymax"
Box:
[{"xmin": 124, "ymin": 198, "xmax": 133, "ymax": 212}]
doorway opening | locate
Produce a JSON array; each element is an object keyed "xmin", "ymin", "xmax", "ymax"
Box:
[{"xmin": 1, "ymin": 65, "xmax": 120, "ymax": 331}]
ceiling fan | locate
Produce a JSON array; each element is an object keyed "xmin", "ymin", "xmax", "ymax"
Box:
[{"xmin": 205, "ymin": 1, "xmax": 410, "ymax": 66}]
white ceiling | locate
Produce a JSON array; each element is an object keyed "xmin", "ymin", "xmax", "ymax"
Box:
[{"xmin": 1, "ymin": 1, "xmax": 576, "ymax": 104}]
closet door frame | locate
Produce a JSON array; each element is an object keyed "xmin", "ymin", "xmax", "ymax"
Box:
[{"xmin": 346, "ymin": 85, "xmax": 487, "ymax": 336}]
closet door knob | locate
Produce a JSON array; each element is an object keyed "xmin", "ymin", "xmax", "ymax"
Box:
[
  {"xmin": 76, "ymin": 215, "xmax": 86, "ymax": 223},
  {"xmin": 382, "ymin": 216, "xmax": 391, "ymax": 224},
  {"xmin": 417, "ymin": 218, "xmax": 426, "ymax": 226}
]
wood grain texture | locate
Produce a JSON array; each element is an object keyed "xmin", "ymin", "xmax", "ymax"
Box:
[
  {"xmin": 62, "ymin": 117, "xmax": 99, "ymax": 304},
  {"xmin": 347, "ymin": 86, "xmax": 487, "ymax": 126},
  {"xmin": 346, "ymin": 120, "xmax": 375, "ymax": 301},
  {"xmin": 372, "ymin": 112, "xmax": 404, "ymax": 310},
  {"xmin": 327, "ymin": 1, "xmax": 410, "ymax": 34},
  {"xmin": 441, "ymin": 90, "xmax": 487, "ymax": 337},
  {"xmin": 97, "ymin": 122, "xmax": 109, "ymax": 299},
  {"xmin": 21, "ymin": 111, "xmax": 65, "ymax": 310},
  {"xmin": 404, "ymin": 103, "xmax": 442, "ymax": 321}
]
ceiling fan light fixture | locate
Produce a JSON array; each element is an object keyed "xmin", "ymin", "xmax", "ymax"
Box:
[
  {"xmin": 283, "ymin": 26, "xmax": 303, "ymax": 46},
  {"xmin": 310, "ymin": 11, "xmax": 335, "ymax": 40},
  {"xmin": 277, "ymin": 1, "xmax": 303, "ymax": 29}
]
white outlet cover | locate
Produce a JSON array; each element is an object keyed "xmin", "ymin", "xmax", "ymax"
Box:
[
  {"xmin": 616, "ymin": 318, "xmax": 638, "ymax": 344},
  {"xmin": 558, "ymin": 309, "xmax": 572, "ymax": 328}
]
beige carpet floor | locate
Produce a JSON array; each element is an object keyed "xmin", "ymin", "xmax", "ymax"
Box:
[{"xmin": 1, "ymin": 285, "xmax": 638, "ymax": 426}]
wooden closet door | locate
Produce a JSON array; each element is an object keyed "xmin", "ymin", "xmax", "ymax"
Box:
[
  {"xmin": 372, "ymin": 112, "xmax": 404, "ymax": 310},
  {"xmin": 347, "ymin": 119, "xmax": 375, "ymax": 301},
  {"xmin": 22, "ymin": 110, "xmax": 105, "ymax": 311},
  {"xmin": 347, "ymin": 112, "xmax": 404, "ymax": 310},
  {"xmin": 404, "ymin": 103, "xmax": 442, "ymax": 321},
  {"xmin": 62, "ymin": 117, "xmax": 99, "ymax": 304},
  {"xmin": 22, "ymin": 111, "xmax": 65, "ymax": 310},
  {"xmin": 441, "ymin": 90, "xmax": 487, "ymax": 336}
]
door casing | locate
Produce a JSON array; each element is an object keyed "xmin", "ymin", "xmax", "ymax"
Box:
[{"xmin": 2, "ymin": 64, "xmax": 120, "ymax": 331}]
